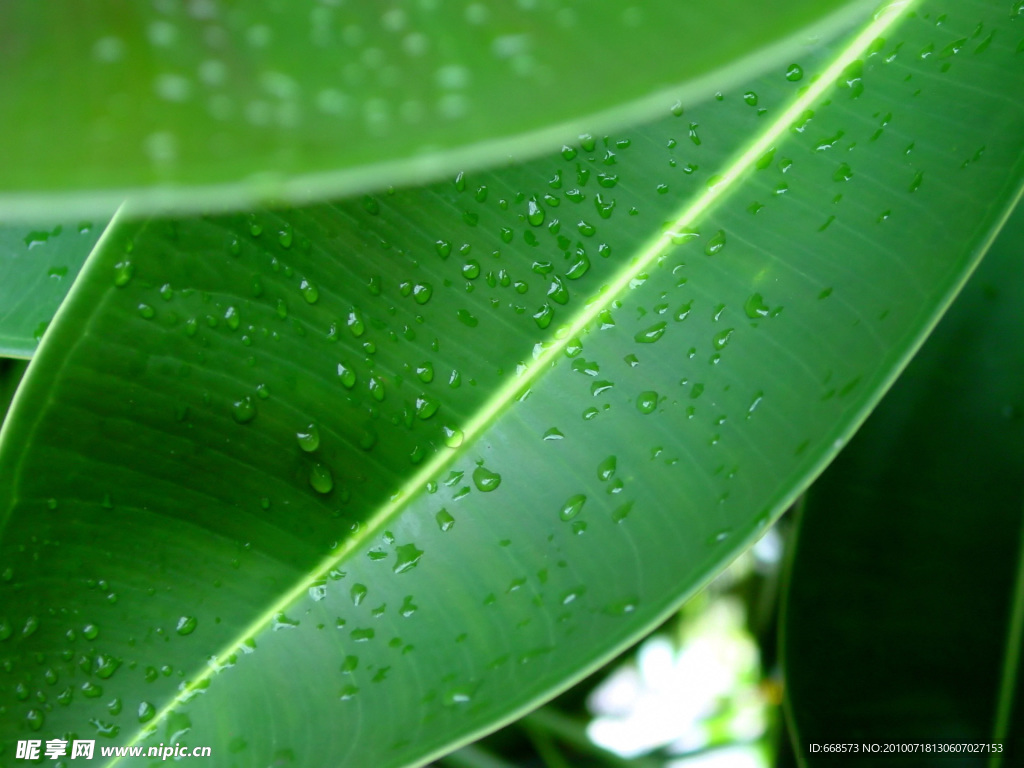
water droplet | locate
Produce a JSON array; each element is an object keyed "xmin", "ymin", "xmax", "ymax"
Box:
[
  {"xmin": 442, "ymin": 682, "xmax": 478, "ymax": 706},
  {"xmin": 350, "ymin": 627, "xmax": 374, "ymax": 642},
  {"xmin": 300, "ymin": 279, "xmax": 319, "ymax": 304},
  {"xmin": 394, "ymin": 543, "xmax": 423, "ymax": 573},
  {"xmin": 744, "ymin": 294, "xmax": 770, "ymax": 319},
  {"xmin": 176, "ymin": 616, "xmax": 197, "ymax": 636},
  {"xmin": 909, "ymin": 170, "xmax": 924, "ymax": 193},
  {"xmin": 337, "ymin": 363, "xmax": 356, "ymax": 389},
  {"xmin": 533, "ymin": 304, "xmax": 554, "ymax": 329},
  {"xmin": 416, "ymin": 362, "xmax": 434, "ymax": 383},
  {"xmin": 636, "ymin": 391, "xmax": 659, "ymax": 414},
  {"xmin": 634, "ymin": 321, "xmax": 667, "ymax": 344},
  {"xmin": 527, "ymin": 199, "xmax": 545, "ymax": 226},
  {"xmin": 559, "ymin": 494, "xmax": 587, "ymax": 521},
  {"xmin": 473, "ymin": 465, "xmax": 502, "ymax": 492},
  {"xmin": 26, "ymin": 709, "xmax": 44, "ymax": 731},
  {"xmin": 713, "ymin": 328, "xmax": 734, "ymax": 350},
  {"xmin": 833, "ymin": 162, "xmax": 853, "ymax": 183},
  {"xmin": 413, "ymin": 283, "xmax": 433, "ymax": 304},
  {"xmin": 597, "ymin": 456, "xmax": 617, "ymax": 481},
  {"xmin": 231, "ymin": 396, "xmax": 256, "ymax": 424},
  {"xmin": 457, "ymin": 309, "xmax": 479, "ymax": 327},
  {"xmin": 113, "ymin": 260, "xmax": 134, "ymax": 287},
  {"xmin": 368, "ymin": 376, "xmax": 385, "ymax": 402},
  {"xmin": 297, "ymin": 424, "xmax": 320, "ymax": 452},
  {"xmin": 704, "ymin": 230, "xmax": 726, "ymax": 256},
  {"xmin": 415, "ymin": 395, "xmax": 440, "ymax": 420},
  {"xmin": 442, "ymin": 425, "xmax": 464, "ymax": 448},
  {"xmin": 351, "ymin": 584, "xmax": 367, "ymax": 606},
  {"xmin": 309, "ymin": 463, "xmax": 334, "ymax": 494},
  {"xmin": 785, "ymin": 63, "xmax": 804, "ymax": 81},
  {"xmin": 137, "ymin": 701, "xmax": 156, "ymax": 723},
  {"xmin": 436, "ymin": 508, "xmax": 455, "ymax": 531}
]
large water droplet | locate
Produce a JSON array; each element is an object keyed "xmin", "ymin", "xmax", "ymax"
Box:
[
  {"xmin": 394, "ymin": 543, "xmax": 424, "ymax": 573},
  {"xmin": 442, "ymin": 425, "xmax": 464, "ymax": 448},
  {"xmin": 472, "ymin": 465, "xmax": 502, "ymax": 492}
]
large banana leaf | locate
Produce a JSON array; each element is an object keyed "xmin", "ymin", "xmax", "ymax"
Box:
[
  {"xmin": 0, "ymin": 220, "xmax": 108, "ymax": 359},
  {"xmin": 2, "ymin": 1, "xmax": 1024, "ymax": 766},
  {"xmin": 0, "ymin": 0, "xmax": 867, "ymax": 219},
  {"xmin": 781, "ymin": 202, "xmax": 1024, "ymax": 764}
]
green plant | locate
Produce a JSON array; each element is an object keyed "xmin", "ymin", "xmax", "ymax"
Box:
[{"xmin": 1, "ymin": 1, "xmax": 1022, "ymax": 766}]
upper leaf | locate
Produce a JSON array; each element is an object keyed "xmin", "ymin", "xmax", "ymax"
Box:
[
  {"xmin": 2, "ymin": 1, "xmax": 1023, "ymax": 766},
  {"xmin": 0, "ymin": 0, "xmax": 867, "ymax": 219}
]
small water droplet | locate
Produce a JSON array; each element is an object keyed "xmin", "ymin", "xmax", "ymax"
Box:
[
  {"xmin": 415, "ymin": 396, "xmax": 440, "ymax": 420},
  {"xmin": 597, "ymin": 456, "xmax": 617, "ymax": 481},
  {"xmin": 176, "ymin": 616, "xmax": 197, "ymax": 636},
  {"xmin": 527, "ymin": 199, "xmax": 545, "ymax": 226},
  {"xmin": 300, "ymin": 279, "xmax": 319, "ymax": 304},
  {"xmin": 634, "ymin": 322, "xmax": 667, "ymax": 344},
  {"xmin": 297, "ymin": 424, "xmax": 320, "ymax": 452},
  {"xmin": 713, "ymin": 328, "xmax": 734, "ymax": 350},
  {"xmin": 785, "ymin": 63, "xmax": 804, "ymax": 81},
  {"xmin": 309, "ymin": 463, "xmax": 334, "ymax": 494},
  {"xmin": 351, "ymin": 584, "xmax": 367, "ymax": 606},
  {"xmin": 436, "ymin": 508, "xmax": 455, "ymax": 531},
  {"xmin": 137, "ymin": 701, "xmax": 156, "ymax": 723},
  {"xmin": 559, "ymin": 494, "xmax": 587, "ymax": 521},
  {"xmin": 232, "ymin": 396, "xmax": 256, "ymax": 424},
  {"xmin": 636, "ymin": 391, "xmax": 659, "ymax": 414},
  {"xmin": 704, "ymin": 230, "xmax": 726, "ymax": 256},
  {"xmin": 337, "ymin": 363, "xmax": 356, "ymax": 389},
  {"xmin": 413, "ymin": 283, "xmax": 433, "ymax": 304},
  {"xmin": 113, "ymin": 260, "xmax": 134, "ymax": 287}
]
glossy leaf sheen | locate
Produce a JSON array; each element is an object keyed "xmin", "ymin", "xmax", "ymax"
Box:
[
  {"xmin": 0, "ymin": 220, "xmax": 106, "ymax": 358},
  {"xmin": 0, "ymin": 0, "xmax": 867, "ymax": 218},
  {"xmin": 782, "ymin": 202, "xmax": 1024, "ymax": 763},
  {"xmin": 2, "ymin": 2, "xmax": 1024, "ymax": 766}
]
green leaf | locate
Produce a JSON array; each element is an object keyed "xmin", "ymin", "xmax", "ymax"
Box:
[
  {"xmin": 0, "ymin": 219, "xmax": 107, "ymax": 358},
  {"xmin": 2, "ymin": 1, "xmax": 1024, "ymax": 766},
  {"xmin": 0, "ymin": 0, "xmax": 868, "ymax": 219},
  {"xmin": 780, "ymin": 201, "xmax": 1024, "ymax": 763}
]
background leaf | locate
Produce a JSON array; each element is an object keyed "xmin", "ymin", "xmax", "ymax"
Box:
[
  {"xmin": 2, "ymin": 2, "xmax": 1024, "ymax": 766},
  {"xmin": 0, "ymin": 0, "xmax": 868, "ymax": 219},
  {"xmin": 0, "ymin": 218, "xmax": 107, "ymax": 358},
  {"xmin": 780, "ymin": 200, "xmax": 1024, "ymax": 765}
]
